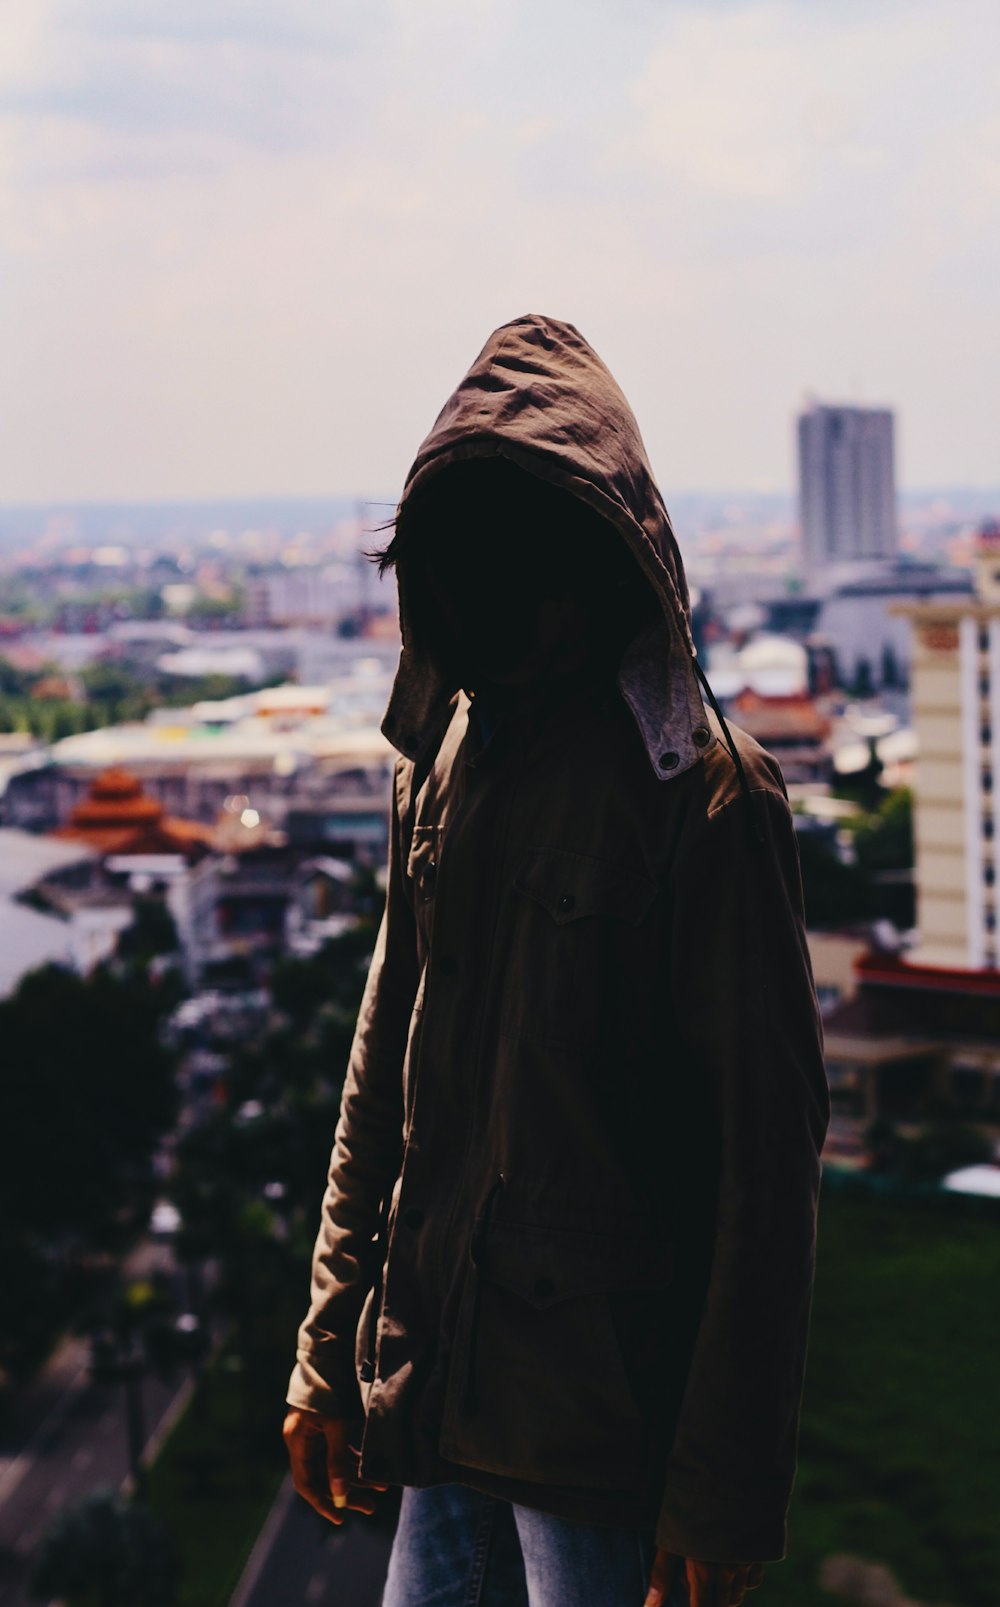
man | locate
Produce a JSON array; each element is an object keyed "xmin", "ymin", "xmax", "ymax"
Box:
[{"xmin": 283, "ymin": 314, "xmax": 830, "ymax": 1607}]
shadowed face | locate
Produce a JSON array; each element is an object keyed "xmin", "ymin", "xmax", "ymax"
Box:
[{"xmin": 400, "ymin": 459, "xmax": 658, "ymax": 689}]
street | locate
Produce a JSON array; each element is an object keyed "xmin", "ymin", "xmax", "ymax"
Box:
[
  {"xmin": 0, "ymin": 1332, "xmax": 193, "ymax": 1607},
  {"xmin": 230, "ymin": 1477, "xmax": 395, "ymax": 1607}
]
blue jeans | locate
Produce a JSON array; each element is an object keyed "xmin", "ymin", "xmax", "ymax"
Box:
[{"xmin": 380, "ymin": 1483, "xmax": 690, "ymax": 1607}]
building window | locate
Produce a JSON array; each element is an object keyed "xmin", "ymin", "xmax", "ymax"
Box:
[
  {"xmin": 980, "ymin": 672, "xmax": 991, "ymax": 698},
  {"xmin": 983, "ymin": 724, "xmax": 994, "ymax": 746},
  {"xmin": 985, "ymin": 769, "xmax": 995, "ymax": 794},
  {"xmin": 986, "ymin": 862, "xmax": 997, "ymax": 888},
  {"xmin": 986, "ymin": 910, "xmax": 997, "ymax": 934},
  {"xmin": 979, "ymin": 624, "xmax": 991, "ymax": 654},
  {"xmin": 985, "ymin": 815, "xmax": 996, "ymax": 840}
]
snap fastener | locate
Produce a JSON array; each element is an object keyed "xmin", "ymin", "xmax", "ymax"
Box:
[
  {"xmin": 438, "ymin": 954, "xmax": 458, "ymax": 976},
  {"xmin": 692, "ymin": 726, "xmax": 711, "ymax": 748},
  {"xmin": 534, "ymin": 1276, "xmax": 556, "ymax": 1299},
  {"xmin": 557, "ymin": 893, "xmax": 575, "ymax": 914},
  {"xmin": 658, "ymin": 750, "xmax": 679, "ymax": 770}
]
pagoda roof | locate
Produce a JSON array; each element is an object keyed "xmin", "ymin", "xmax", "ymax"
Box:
[{"xmin": 53, "ymin": 766, "xmax": 213, "ymax": 859}]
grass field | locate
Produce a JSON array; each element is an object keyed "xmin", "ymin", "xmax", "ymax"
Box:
[
  {"xmin": 764, "ymin": 1180, "xmax": 1000, "ymax": 1606},
  {"xmin": 144, "ymin": 1357, "xmax": 287, "ymax": 1607},
  {"xmin": 144, "ymin": 1181, "xmax": 999, "ymax": 1607}
]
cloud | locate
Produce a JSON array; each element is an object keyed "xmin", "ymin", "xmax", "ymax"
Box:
[{"xmin": 0, "ymin": 0, "xmax": 997, "ymax": 499}]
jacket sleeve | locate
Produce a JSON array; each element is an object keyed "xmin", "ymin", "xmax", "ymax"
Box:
[
  {"xmin": 655, "ymin": 780, "xmax": 831, "ymax": 1564},
  {"xmin": 286, "ymin": 756, "xmax": 420, "ymax": 1418}
]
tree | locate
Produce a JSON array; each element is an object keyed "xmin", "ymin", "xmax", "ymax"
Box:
[
  {"xmin": 853, "ymin": 788, "xmax": 914, "ymax": 876},
  {"xmin": 30, "ymin": 1489, "xmax": 178, "ymax": 1607},
  {"xmin": 0, "ymin": 964, "xmax": 179, "ymax": 1375},
  {"xmin": 851, "ymin": 654, "xmax": 874, "ymax": 699},
  {"xmin": 880, "ymin": 640, "xmax": 901, "ymax": 689}
]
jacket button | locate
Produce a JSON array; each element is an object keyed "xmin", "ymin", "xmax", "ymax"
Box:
[
  {"xmin": 403, "ymin": 1206, "xmax": 424, "ymax": 1231},
  {"xmin": 534, "ymin": 1276, "xmax": 556, "ymax": 1299},
  {"xmin": 692, "ymin": 726, "xmax": 711, "ymax": 748},
  {"xmin": 557, "ymin": 893, "xmax": 575, "ymax": 914},
  {"xmin": 658, "ymin": 750, "xmax": 679, "ymax": 770},
  {"xmin": 438, "ymin": 954, "xmax": 458, "ymax": 975}
]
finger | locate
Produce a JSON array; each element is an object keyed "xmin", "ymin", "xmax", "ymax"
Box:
[
  {"xmin": 287, "ymin": 1457, "xmax": 345, "ymax": 1526},
  {"xmin": 644, "ymin": 1547, "xmax": 679, "ymax": 1607},
  {"xmin": 344, "ymin": 1490, "xmax": 378, "ymax": 1516},
  {"xmin": 326, "ymin": 1443, "xmax": 359, "ymax": 1509},
  {"xmin": 299, "ymin": 1483, "xmax": 346, "ymax": 1526},
  {"xmin": 687, "ymin": 1564, "xmax": 728, "ymax": 1607},
  {"xmin": 746, "ymin": 1565, "xmax": 766, "ymax": 1591},
  {"xmin": 289, "ymin": 1433, "xmax": 352, "ymax": 1517}
]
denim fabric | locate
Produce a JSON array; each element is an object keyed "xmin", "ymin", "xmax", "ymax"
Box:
[{"xmin": 380, "ymin": 1483, "xmax": 690, "ymax": 1607}]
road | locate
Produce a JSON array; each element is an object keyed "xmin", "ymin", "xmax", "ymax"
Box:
[
  {"xmin": 0, "ymin": 1241, "xmax": 200, "ymax": 1607},
  {"xmin": 231, "ymin": 1476, "xmax": 396, "ymax": 1607}
]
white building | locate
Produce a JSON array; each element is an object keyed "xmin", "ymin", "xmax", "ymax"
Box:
[
  {"xmin": 890, "ymin": 522, "xmax": 1000, "ymax": 970},
  {"xmin": 0, "ymin": 831, "xmax": 128, "ymax": 996}
]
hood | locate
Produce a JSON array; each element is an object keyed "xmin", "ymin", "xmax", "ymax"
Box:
[{"xmin": 380, "ymin": 312, "xmax": 718, "ymax": 783}]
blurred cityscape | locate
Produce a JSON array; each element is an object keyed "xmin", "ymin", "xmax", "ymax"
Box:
[{"xmin": 1, "ymin": 405, "xmax": 999, "ymax": 1607}]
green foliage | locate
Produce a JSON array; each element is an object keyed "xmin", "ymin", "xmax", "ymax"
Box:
[
  {"xmin": 850, "ymin": 655, "xmax": 874, "ymax": 698},
  {"xmin": 117, "ymin": 896, "xmax": 180, "ymax": 964},
  {"xmin": 30, "ymin": 1488, "xmax": 178, "ymax": 1607},
  {"xmin": 796, "ymin": 830, "xmax": 872, "ymax": 927},
  {"xmin": 767, "ymin": 1189, "xmax": 1000, "ymax": 1605},
  {"xmin": 894, "ymin": 1121, "xmax": 995, "ymax": 1183},
  {"xmin": 797, "ymin": 789, "xmax": 915, "ymax": 930},
  {"xmin": 166, "ymin": 920, "xmax": 376, "ymax": 1442},
  {"xmin": 850, "ymin": 788, "xmax": 914, "ymax": 875},
  {"xmin": 0, "ymin": 654, "xmax": 35, "ymax": 695},
  {"xmin": 143, "ymin": 1355, "xmax": 287, "ymax": 1607},
  {"xmin": 0, "ymin": 963, "xmax": 180, "ymax": 1376}
]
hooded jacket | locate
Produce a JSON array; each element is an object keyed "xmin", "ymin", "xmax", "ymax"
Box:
[{"xmin": 286, "ymin": 314, "xmax": 830, "ymax": 1564}]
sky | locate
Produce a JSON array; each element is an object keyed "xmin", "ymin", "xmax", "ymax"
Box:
[{"xmin": 1, "ymin": 0, "xmax": 998, "ymax": 503}]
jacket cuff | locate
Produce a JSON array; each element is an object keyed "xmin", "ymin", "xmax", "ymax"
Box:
[
  {"xmin": 655, "ymin": 1483, "xmax": 789, "ymax": 1564},
  {"xmin": 285, "ymin": 1351, "xmax": 363, "ymax": 1421}
]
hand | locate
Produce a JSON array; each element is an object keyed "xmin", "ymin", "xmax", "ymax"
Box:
[
  {"xmin": 644, "ymin": 1546, "xmax": 766, "ymax": 1607},
  {"xmin": 282, "ymin": 1407, "xmax": 389, "ymax": 1526}
]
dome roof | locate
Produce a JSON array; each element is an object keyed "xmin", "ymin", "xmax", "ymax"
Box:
[{"xmin": 739, "ymin": 634, "xmax": 808, "ymax": 696}]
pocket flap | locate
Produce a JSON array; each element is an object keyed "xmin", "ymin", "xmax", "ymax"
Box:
[
  {"xmin": 482, "ymin": 1223, "xmax": 674, "ymax": 1308},
  {"xmin": 512, "ymin": 847, "xmax": 658, "ymax": 926},
  {"xmin": 406, "ymin": 824, "xmax": 440, "ymax": 894}
]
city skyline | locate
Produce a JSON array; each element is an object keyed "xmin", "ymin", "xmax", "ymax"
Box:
[{"xmin": 2, "ymin": 1, "xmax": 998, "ymax": 502}]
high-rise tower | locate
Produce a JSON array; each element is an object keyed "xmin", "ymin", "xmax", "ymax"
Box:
[{"xmin": 797, "ymin": 402, "xmax": 897, "ymax": 569}]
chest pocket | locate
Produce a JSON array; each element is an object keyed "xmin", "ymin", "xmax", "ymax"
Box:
[
  {"xmin": 406, "ymin": 824, "xmax": 440, "ymax": 961},
  {"xmin": 503, "ymin": 846, "xmax": 659, "ymax": 1053}
]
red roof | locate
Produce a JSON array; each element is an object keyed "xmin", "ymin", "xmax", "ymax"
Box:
[{"xmin": 52, "ymin": 766, "xmax": 213, "ymax": 859}]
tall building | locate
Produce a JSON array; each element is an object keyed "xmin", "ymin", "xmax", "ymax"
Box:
[
  {"xmin": 890, "ymin": 522, "xmax": 1000, "ymax": 971},
  {"xmin": 797, "ymin": 402, "xmax": 897, "ymax": 568}
]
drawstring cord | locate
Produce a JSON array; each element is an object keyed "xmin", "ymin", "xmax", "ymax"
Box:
[
  {"xmin": 462, "ymin": 1171, "xmax": 506, "ymax": 1416},
  {"xmin": 692, "ymin": 657, "xmax": 765, "ymax": 850}
]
